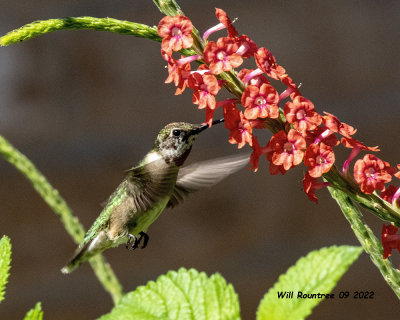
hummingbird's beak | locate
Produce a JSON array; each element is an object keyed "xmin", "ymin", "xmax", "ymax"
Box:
[{"xmin": 192, "ymin": 118, "xmax": 225, "ymax": 134}]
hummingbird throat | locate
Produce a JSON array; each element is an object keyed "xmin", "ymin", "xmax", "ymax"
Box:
[{"xmin": 159, "ymin": 134, "xmax": 196, "ymax": 166}]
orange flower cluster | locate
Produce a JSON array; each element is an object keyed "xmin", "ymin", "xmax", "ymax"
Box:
[{"xmin": 157, "ymin": 9, "xmax": 400, "ymax": 256}]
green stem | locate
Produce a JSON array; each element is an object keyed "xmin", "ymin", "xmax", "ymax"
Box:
[
  {"xmin": 89, "ymin": 255, "xmax": 124, "ymax": 305},
  {"xmin": 218, "ymin": 71, "xmax": 245, "ymax": 99},
  {"xmin": 0, "ymin": 16, "xmax": 197, "ymax": 57},
  {"xmin": 328, "ymin": 185, "xmax": 400, "ymax": 298},
  {"xmin": 0, "ymin": 17, "xmax": 161, "ymax": 46},
  {"xmin": 0, "ymin": 135, "xmax": 123, "ymax": 304},
  {"xmin": 153, "ymin": 0, "xmax": 185, "ymax": 16}
]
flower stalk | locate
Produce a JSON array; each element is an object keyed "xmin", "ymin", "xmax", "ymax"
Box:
[
  {"xmin": 153, "ymin": 2, "xmax": 400, "ymax": 226},
  {"xmin": 0, "ymin": 17, "xmax": 160, "ymax": 47},
  {"xmin": 328, "ymin": 185, "xmax": 400, "ymax": 298}
]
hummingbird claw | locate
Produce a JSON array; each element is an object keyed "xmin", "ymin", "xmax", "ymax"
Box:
[
  {"xmin": 138, "ymin": 231, "xmax": 149, "ymax": 249},
  {"xmin": 126, "ymin": 232, "xmax": 149, "ymax": 250},
  {"xmin": 126, "ymin": 234, "xmax": 136, "ymax": 250}
]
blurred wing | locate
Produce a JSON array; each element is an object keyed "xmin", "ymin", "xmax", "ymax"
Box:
[{"xmin": 167, "ymin": 153, "xmax": 250, "ymax": 208}]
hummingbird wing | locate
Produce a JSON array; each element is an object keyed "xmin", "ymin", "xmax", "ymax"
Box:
[
  {"xmin": 82, "ymin": 158, "xmax": 179, "ymax": 246},
  {"xmin": 167, "ymin": 153, "xmax": 250, "ymax": 208}
]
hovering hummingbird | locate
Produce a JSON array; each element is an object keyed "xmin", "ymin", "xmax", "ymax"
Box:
[{"xmin": 61, "ymin": 119, "xmax": 249, "ymax": 273}]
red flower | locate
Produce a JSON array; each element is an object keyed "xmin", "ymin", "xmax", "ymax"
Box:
[
  {"xmin": 303, "ymin": 172, "xmax": 330, "ymax": 204},
  {"xmin": 158, "ymin": 15, "xmax": 193, "ymax": 53},
  {"xmin": 304, "ymin": 143, "xmax": 335, "ymax": 178},
  {"xmin": 382, "ymin": 224, "xmax": 400, "ymax": 259},
  {"xmin": 215, "ymin": 8, "xmax": 238, "ymax": 37},
  {"xmin": 249, "ymin": 136, "xmax": 262, "ymax": 172},
  {"xmin": 238, "ymin": 69, "xmax": 270, "ymax": 88},
  {"xmin": 254, "ymin": 47, "xmax": 286, "ymax": 80},
  {"xmin": 235, "ymin": 35, "xmax": 258, "ymax": 58},
  {"xmin": 304, "ymin": 126, "xmax": 339, "ymax": 148},
  {"xmin": 249, "ymin": 136, "xmax": 271, "ymax": 172},
  {"xmin": 341, "ymin": 137, "xmax": 379, "ymax": 151},
  {"xmin": 268, "ymin": 162, "xmax": 288, "ymax": 175},
  {"xmin": 284, "ymin": 96, "xmax": 322, "ymax": 133},
  {"xmin": 279, "ymin": 75, "xmax": 301, "ymax": 100},
  {"xmin": 266, "ymin": 129, "xmax": 306, "ymax": 172},
  {"xmin": 323, "ymin": 112, "xmax": 357, "ymax": 138},
  {"xmin": 396, "ymin": 164, "xmax": 400, "ymax": 179},
  {"xmin": 249, "ymin": 119, "xmax": 272, "ymax": 130},
  {"xmin": 162, "ymin": 51, "xmax": 191, "ymax": 95},
  {"xmin": 205, "ymin": 106, "xmax": 215, "ymax": 127},
  {"xmin": 354, "ymin": 154, "xmax": 395, "ymax": 194},
  {"xmin": 381, "ymin": 185, "xmax": 399, "ymax": 205},
  {"xmin": 341, "ymin": 137, "xmax": 380, "ymax": 175},
  {"xmin": 241, "ymin": 84, "xmax": 279, "ymax": 119},
  {"xmin": 223, "ymin": 102, "xmax": 253, "ymax": 148},
  {"xmin": 188, "ymin": 73, "xmax": 220, "ymax": 110},
  {"xmin": 204, "ymin": 37, "xmax": 243, "ymax": 74}
]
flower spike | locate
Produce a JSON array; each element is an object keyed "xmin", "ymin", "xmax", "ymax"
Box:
[{"xmin": 155, "ymin": 8, "xmax": 400, "ymax": 212}]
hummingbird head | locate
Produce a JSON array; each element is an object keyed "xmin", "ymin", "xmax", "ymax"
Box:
[{"xmin": 154, "ymin": 119, "xmax": 223, "ymax": 166}]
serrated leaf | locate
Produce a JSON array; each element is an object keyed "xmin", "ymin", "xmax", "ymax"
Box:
[
  {"xmin": 100, "ymin": 268, "xmax": 241, "ymax": 320},
  {"xmin": 0, "ymin": 235, "xmax": 11, "ymax": 303},
  {"xmin": 257, "ymin": 245, "xmax": 362, "ymax": 320},
  {"xmin": 23, "ymin": 302, "xmax": 43, "ymax": 320}
]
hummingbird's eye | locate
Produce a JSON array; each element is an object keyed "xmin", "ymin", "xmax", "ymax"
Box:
[{"xmin": 172, "ymin": 129, "xmax": 181, "ymax": 137}]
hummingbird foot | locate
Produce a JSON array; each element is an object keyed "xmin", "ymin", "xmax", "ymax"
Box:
[
  {"xmin": 126, "ymin": 234, "xmax": 136, "ymax": 250},
  {"xmin": 126, "ymin": 232, "xmax": 149, "ymax": 250},
  {"xmin": 137, "ymin": 231, "xmax": 149, "ymax": 249}
]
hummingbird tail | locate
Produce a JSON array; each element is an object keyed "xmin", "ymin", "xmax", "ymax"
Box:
[
  {"xmin": 61, "ymin": 231, "xmax": 111, "ymax": 274},
  {"xmin": 61, "ymin": 242, "xmax": 92, "ymax": 274}
]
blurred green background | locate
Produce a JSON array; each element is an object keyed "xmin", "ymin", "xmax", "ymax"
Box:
[{"xmin": 0, "ymin": 1, "xmax": 399, "ymax": 319}]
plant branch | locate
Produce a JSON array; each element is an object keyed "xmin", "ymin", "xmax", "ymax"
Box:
[
  {"xmin": 327, "ymin": 184, "xmax": 400, "ymax": 298},
  {"xmin": 0, "ymin": 135, "xmax": 123, "ymax": 305},
  {"xmin": 0, "ymin": 17, "xmax": 161, "ymax": 46}
]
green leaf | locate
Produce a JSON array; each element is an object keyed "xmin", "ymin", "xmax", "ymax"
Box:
[
  {"xmin": 23, "ymin": 302, "xmax": 43, "ymax": 320},
  {"xmin": 257, "ymin": 245, "xmax": 362, "ymax": 320},
  {"xmin": 0, "ymin": 235, "xmax": 11, "ymax": 303},
  {"xmin": 100, "ymin": 268, "xmax": 241, "ymax": 320}
]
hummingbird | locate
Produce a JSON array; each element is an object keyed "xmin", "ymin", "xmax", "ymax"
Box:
[{"xmin": 61, "ymin": 119, "xmax": 249, "ymax": 273}]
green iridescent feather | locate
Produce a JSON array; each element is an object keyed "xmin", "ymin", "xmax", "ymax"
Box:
[{"xmin": 83, "ymin": 183, "xmax": 129, "ymax": 246}]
